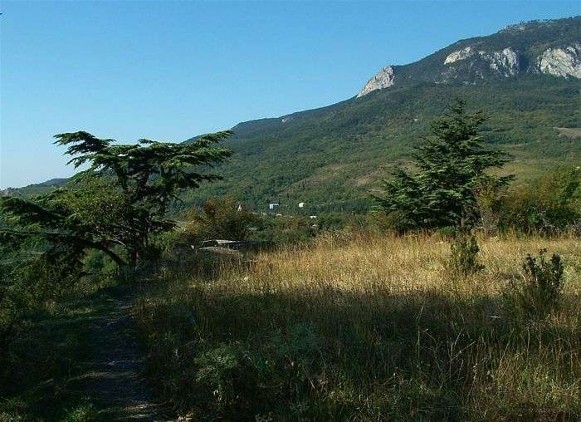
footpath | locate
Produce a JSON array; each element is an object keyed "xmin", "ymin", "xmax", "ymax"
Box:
[{"xmin": 71, "ymin": 284, "xmax": 165, "ymax": 421}]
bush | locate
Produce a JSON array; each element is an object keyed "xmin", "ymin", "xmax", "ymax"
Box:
[
  {"xmin": 448, "ymin": 233, "xmax": 484, "ymax": 277},
  {"xmin": 182, "ymin": 196, "xmax": 261, "ymax": 243},
  {"xmin": 500, "ymin": 166, "xmax": 580, "ymax": 234},
  {"xmin": 511, "ymin": 249, "xmax": 565, "ymax": 317},
  {"xmin": 249, "ymin": 214, "xmax": 316, "ymax": 245}
]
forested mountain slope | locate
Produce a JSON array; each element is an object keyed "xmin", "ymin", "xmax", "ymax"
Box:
[
  {"xmin": 182, "ymin": 17, "xmax": 579, "ymax": 213},
  {"xmin": 14, "ymin": 17, "xmax": 580, "ymax": 214},
  {"xmin": 185, "ymin": 80, "xmax": 579, "ymax": 213}
]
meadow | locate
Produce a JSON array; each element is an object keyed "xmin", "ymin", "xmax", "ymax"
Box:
[{"xmin": 136, "ymin": 232, "xmax": 580, "ymax": 420}]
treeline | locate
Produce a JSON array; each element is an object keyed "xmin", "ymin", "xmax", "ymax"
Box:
[{"xmin": 169, "ymin": 163, "xmax": 580, "ymax": 250}]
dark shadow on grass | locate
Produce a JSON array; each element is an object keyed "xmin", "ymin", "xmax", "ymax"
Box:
[
  {"xmin": 0, "ymin": 281, "xmax": 170, "ymax": 421},
  {"xmin": 138, "ymin": 281, "xmax": 579, "ymax": 421}
]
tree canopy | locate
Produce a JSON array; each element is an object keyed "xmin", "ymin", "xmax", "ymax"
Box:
[
  {"xmin": 0, "ymin": 131, "xmax": 232, "ymax": 271},
  {"xmin": 375, "ymin": 100, "xmax": 512, "ymax": 231}
]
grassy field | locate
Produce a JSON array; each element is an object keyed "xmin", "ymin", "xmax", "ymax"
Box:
[{"xmin": 136, "ymin": 233, "xmax": 580, "ymax": 420}]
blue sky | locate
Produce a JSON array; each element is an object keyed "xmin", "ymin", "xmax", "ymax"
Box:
[{"xmin": 1, "ymin": 0, "xmax": 579, "ymax": 188}]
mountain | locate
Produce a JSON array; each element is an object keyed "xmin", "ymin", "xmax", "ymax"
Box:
[
  {"xmin": 357, "ymin": 17, "xmax": 580, "ymax": 97},
  {"xmin": 181, "ymin": 16, "xmax": 580, "ymax": 214},
  {"xmin": 16, "ymin": 17, "xmax": 581, "ymax": 215},
  {"xmin": 2, "ymin": 178, "xmax": 67, "ymax": 197}
]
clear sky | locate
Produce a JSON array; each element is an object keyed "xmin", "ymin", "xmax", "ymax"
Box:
[{"xmin": 1, "ymin": 0, "xmax": 579, "ymax": 188}]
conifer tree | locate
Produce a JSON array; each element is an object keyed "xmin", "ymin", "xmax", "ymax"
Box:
[
  {"xmin": 375, "ymin": 100, "xmax": 512, "ymax": 231},
  {"xmin": 0, "ymin": 131, "xmax": 232, "ymax": 270}
]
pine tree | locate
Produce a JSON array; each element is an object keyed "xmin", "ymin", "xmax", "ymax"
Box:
[
  {"xmin": 0, "ymin": 131, "xmax": 232, "ymax": 270},
  {"xmin": 375, "ymin": 100, "xmax": 512, "ymax": 231}
]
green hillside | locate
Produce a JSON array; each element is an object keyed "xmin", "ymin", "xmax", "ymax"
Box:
[
  {"xmin": 14, "ymin": 17, "xmax": 580, "ymax": 215},
  {"xmin": 178, "ymin": 17, "xmax": 580, "ymax": 213},
  {"xmin": 183, "ymin": 75, "xmax": 579, "ymax": 214}
]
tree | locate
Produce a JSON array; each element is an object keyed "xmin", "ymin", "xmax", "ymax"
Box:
[
  {"xmin": 499, "ymin": 165, "xmax": 580, "ymax": 234},
  {"xmin": 375, "ymin": 100, "xmax": 512, "ymax": 231},
  {"xmin": 0, "ymin": 131, "xmax": 232, "ymax": 271},
  {"xmin": 183, "ymin": 196, "xmax": 261, "ymax": 242}
]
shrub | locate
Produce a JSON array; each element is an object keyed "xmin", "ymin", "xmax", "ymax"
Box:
[
  {"xmin": 512, "ymin": 249, "xmax": 565, "ymax": 316},
  {"xmin": 374, "ymin": 100, "xmax": 512, "ymax": 231},
  {"xmin": 448, "ymin": 233, "xmax": 484, "ymax": 277},
  {"xmin": 182, "ymin": 196, "xmax": 261, "ymax": 243},
  {"xmin": 252, "ymin": 214, "xmax": 315, "ymax": 245},
  {"xmin": 500, "ymin": 166, "xmax": 580, "ymax": 234}
]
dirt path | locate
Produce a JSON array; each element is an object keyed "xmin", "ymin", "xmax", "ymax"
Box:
[{"xmin": 71, "ymin": 286, "xmax": 166, "ymax": 421}]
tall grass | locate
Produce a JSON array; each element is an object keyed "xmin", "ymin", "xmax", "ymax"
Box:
[{"xmin": 136, "ymin": 233, "xmax": 580, "ymax": 420}]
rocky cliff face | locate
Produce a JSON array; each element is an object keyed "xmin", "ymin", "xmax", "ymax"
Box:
[
  {"xmin": 441, "ymin": 43, "xmax": 580, "ymax": 79},
  {"xmin": 1, "ymin": 188, "xmax": 20, "ymax": 197},
  {"xmin": 537, "ymin": 43, "xmax": 581, "ymax": 78},
  {"xmin": 356, "ymin": 66, "xmax": 395, "ymax": 98},
  {"xmin": 357, "ymin": 17, "xmax": 580, "ymax": 97},
  {"xmin": 443, "ymin": 47, "xmax": 520, "ymax": 77}
]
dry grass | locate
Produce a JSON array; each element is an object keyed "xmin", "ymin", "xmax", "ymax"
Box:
[
  {"xmin": 137, "ymin": 232, "xmax": 580, "ymax": 420},
  {"xmin": 555, "ymin": 127, "xmax": 581, "ymax": 139}
]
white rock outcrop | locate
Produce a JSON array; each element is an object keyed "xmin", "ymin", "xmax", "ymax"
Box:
[
  {"xmin": 444, "ymin": 46, "xmax": 519, "ymax": 77},
  {"xmin": 444, "ymin": 47, "xmax": 475, "ymax": 64},
  {"xmin": 357, "ymin": 66, "xmax": 395, "ymax": 97},
  {"xmin": 537, "ymin": 44, "xmax": 581, "ymax": 78},
  {"xmin": 483, "ymin": 48, "xmax": 519, "ymax": 76}
]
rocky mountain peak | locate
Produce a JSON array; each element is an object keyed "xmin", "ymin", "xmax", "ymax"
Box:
[
  {"xmin": 444, "ymin": 46, "xmax": 476, "ymax": 64},
  {"xmin": 357, "ymin": 66, "xmax": 395, "ymax": 97},
  {"xmin": 355, "ymin": 17, "xmax": 580, "ymax": 98},
  {"xmin": 444, "ymin": 46, "xmax": 520, "ymax": 77}
]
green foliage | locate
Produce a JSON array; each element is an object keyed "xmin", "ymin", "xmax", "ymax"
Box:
[
  {"xmin": 375, "ymin": 100, "xmax": 512, "ymax": 231},
  {"xmin": 511, "ymin": 249, "xmax": 565, "ymax": 317},
  {"xmin": 61, "ymin": 401, "xmax": 98, "ymax": 422},
  {"xmin": 182, "ymin": 196, "xmax": 260, "ymax": 242},
  {"xmin": 1, "ymin": 131, "xmax": 232, "ymax": 272},
  {"xmin": 474, "ymin": 177, "xmax": 507, "ymax": 234},
  {"xmin": 83, "ymin": 249, "xmax": 120, "ymax": 280},
  {"xmin": 0, "ymin": 184, "xmax": 132, "ymax": 282},
  {"xmin": 52, "ymin": 130, "xmax": 232, "ymax": 266},
  {"xmin": 193, "ymin": 344, "xmax": 264, "ymax": 418},
  {"xmin": 0, "ymin": 209, "xmax": 83, "ymax": 355},
  {"xmin": 55, "ymin": 131, "xmax": 232, "ymax": 217},
  {"xmin": 448, "ymin": 234, "xmax": 484, "ymax": 277},
  {"xmin": 500, "ymin": 166, "xmax": 580, "ymax": 234},
  {"xmin": 256, "ymin": 215, "xmax": 316, "ymax": 244}
]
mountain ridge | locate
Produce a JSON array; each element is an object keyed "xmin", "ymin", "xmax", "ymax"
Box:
[
  {"xmin": 356, "ymin": 16, "xmax": 580, "ymax": 97},
  {"xmin": 180, "ymin": 16, "xmax": 579, "ymax": 212},
  {"xmin": 13, "ymin": 16, "xmax": 581, "ymax": 214}
]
